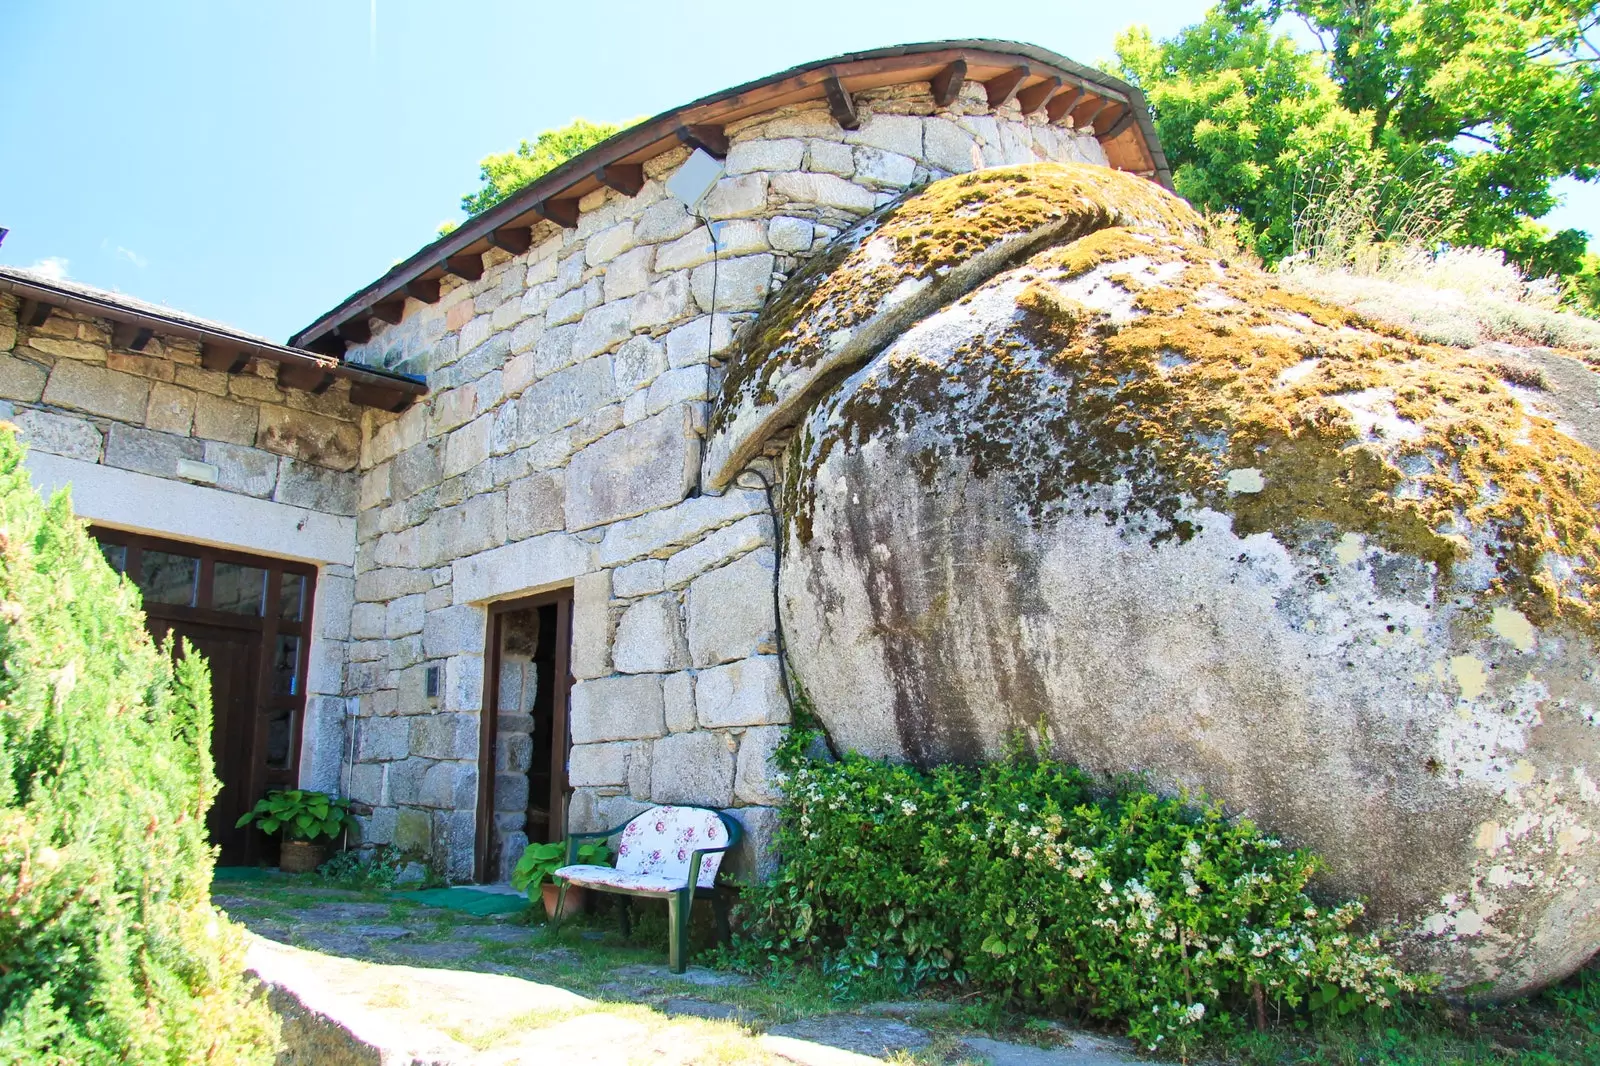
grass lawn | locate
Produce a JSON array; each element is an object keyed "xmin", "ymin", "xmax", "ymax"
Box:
[{"xmin": 213, "ymin": 871, "xmax": 1600, "ymax": 1065}]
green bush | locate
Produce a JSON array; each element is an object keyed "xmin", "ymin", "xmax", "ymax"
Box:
[
  {"xmin": 0, "ymin": 428, "xmax": 277, "ymax": 1063},
  {"xmin": 737, "ymin": 722, "xmax": 1418, "ymax": 1052}
]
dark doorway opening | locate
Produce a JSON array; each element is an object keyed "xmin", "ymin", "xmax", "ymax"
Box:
[
  {"xmin": 90, "ymin": 527, "xmax": 317, "ymax": 866},
  {"xmin": 476, "ymin": 590, "xmax": 572, "ymax": 883}
]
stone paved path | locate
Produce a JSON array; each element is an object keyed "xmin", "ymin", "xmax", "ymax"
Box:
[{"xmin": 219, "ymin": 875, "xmax": 1168, "ymax": 1065}]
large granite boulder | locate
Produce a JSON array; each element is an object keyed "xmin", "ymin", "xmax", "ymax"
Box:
[{"xmin": 704, "ymin": 163, "xmax": 1600, "ymax": 996}]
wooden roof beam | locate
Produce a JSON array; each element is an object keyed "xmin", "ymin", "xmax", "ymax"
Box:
[
  {"xmin": 278, "ymin": 362, "xmax": 335, "ymax": 394},
  {"xmin": 930, "ymin": 59, "xmax": 967, "ymax": 108},
  {"xmin": 112, "ymin": 322, "xmax": 154, "ymax": 351},
  {"xmin": 532, "ymin": 198, "xmax": 580, "ymax": 229},
  {"xmin": 1077, "ymin": 97, "xmax": 1115, "ymax": 135},
  {"xmin": 984, "ymin": 65, "xmax": 1030, "ymax": 109},
  {"xmin": 595, "ymin": 162, "xmax": 645, "ymax": 197},
  {"xmin": 1096, "ymin": 105, "xmax": 1137, "ymax": 142},
  {"xmin": 404, "ymin": 277, "xmax": 442, "ymax": 304},
  {"xmin": 349, "ymin": 382, "xmax": 415, "ymax": 412},
  {"xmin": 443, "ymin": 254, "xmax": 485, "ymax": 282},
  {"xmin": 18, "ymin": 298, "xmax": 51, "ymax": 329},
  {"xmin": 370, "ymin": 299, "xmax": 405, "ymax": 325},
  {"xmin": 1046, "ymin": 86, "xmax": 1084, "ymax": 125},
  {"xmin": 336, "ymin": 320, "xmax": 371, "ymax": 345},
  {"xmin": 677, "ymin": 124, "xmax": 729, "ymax": 160},
  {"xmin": 488, "ymin": 226, "xmax": 533, "ymax": 255},
  {"xmin": 1016, "ymin": 76, "xmax": 1062, "ymax": 116},
  {"xmin": 200, "ymin": 343, "xmax": 250, "ymax": 374},
  {"xmin": 823, "ymin": 70, "xmax": 859, "ymax": 130}
]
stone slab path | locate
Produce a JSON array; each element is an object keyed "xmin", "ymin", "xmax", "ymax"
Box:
[{"xmin": 220, "ymin": 876, "xmax": 1167, "ymax": 1066}]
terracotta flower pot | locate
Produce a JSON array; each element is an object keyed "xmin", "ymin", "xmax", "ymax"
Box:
[
  {"xmin": 542, "ymin": 881, "xmax": 585, "ymax": 918},
  {"xmin": 279, "ymin": 839, "xmax": 330, "ymax": 874}
]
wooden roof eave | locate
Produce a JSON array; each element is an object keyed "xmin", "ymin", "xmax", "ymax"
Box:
[
  {"xmin": 0, "ymin": 274, "xmax": 426, "ymax": 413},
  {"xmin": 290, "ymin": 39, "xmax": 1173, "ymax": 351}
]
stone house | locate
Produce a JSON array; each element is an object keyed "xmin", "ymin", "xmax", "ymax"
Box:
[{"xmin": 0, "ymin": 41, "xmax": 1169, "ymax": 882}]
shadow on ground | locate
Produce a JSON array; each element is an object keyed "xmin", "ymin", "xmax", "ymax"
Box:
[{"xmin": 215, "ymin": 873, "xmax": 1160, "ymax": 1066}]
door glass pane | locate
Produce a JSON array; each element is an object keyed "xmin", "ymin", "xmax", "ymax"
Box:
[
  {"xmin": 213, "ymin": 562, "xmax": 267, "ymax": 615},
  {"xmin": 138, "ymin": 551, "xmax": 198, "ymax": 606},
  {"xmin": 264, "ymin": 707, "xmax": 294, "ymax": 770},
  {"xmin": 271, "ymin": 634, "xmax": 301, "ymax": 696},
  {"xmin": 99, "ymin": 542, "xmax": 127, "ymax": 574},
  {"xmin": 279, "ymin": 573, "xmax": 305, "ymax": 622}
]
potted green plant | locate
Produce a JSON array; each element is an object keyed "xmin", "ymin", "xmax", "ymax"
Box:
[
  {"xmin": 511, "ymin": 839, "xmax": 610, "ymax": 917},
  {"xmin": 236, "ymin": 789, "xmax": 355, "ymax": 873}
]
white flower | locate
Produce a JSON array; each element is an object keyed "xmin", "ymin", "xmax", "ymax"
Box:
[{"xmin": 1184, "ymin": 1003, "xmax": 1206, "ymax": 1024}]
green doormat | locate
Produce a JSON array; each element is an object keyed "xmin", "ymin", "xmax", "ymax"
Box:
[
  {"xmin": 213, "ymin": 866, "xmax": 277, "ymax": 882},
  {"xmin": 392, "ymin": 887, "xmax": 528, "ymax": 916}
]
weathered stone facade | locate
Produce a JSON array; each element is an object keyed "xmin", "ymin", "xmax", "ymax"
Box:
[
  {"xmin": 336, "ymin": 85, "xmax": 1111, "ymax": 880},
  {"xmin": 0, "ymin": 288, "xmax": 362, "ymax": 794}
]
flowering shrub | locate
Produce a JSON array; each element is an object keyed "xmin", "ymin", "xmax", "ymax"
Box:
[{"xmin": 737, "ymin": 724, "xmax": 1419, "ymax": 1051}]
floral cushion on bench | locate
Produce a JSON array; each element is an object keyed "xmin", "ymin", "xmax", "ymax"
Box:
[{"xmin": 557, "ymin": 805, "xmax": 729, "ymax": 891}]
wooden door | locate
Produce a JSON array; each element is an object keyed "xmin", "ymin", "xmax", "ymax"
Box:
[{"xmin": 92, "ymin": 528, "xmax": 317, "ymax": 866}]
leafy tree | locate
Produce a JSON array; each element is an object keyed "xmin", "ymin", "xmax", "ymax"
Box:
[
  {"xmin": 0, "ymin": 427, "xmax": 277, "ymax": 1064},
  {"xmin": 1118, "ymin": 1, "xmax": 1599, "ymax": 298},
  {"xmin": 459, "ymin": 118, "xmax": 629, "ymax": 218}
]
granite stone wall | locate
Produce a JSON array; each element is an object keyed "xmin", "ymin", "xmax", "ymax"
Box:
[{"xmin": 335, "ymin": 81, "xmax": 1114, "ymax": 881}]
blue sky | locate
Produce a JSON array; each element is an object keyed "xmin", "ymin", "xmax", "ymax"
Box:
[{"xmin": 4, "ymin": 1, "xmax": 1596, "ymax": 341}]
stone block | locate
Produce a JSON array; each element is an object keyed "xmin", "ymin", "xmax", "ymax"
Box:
[
  {"xmin": 603, "ymin": 245, "xmax": 653, "ymax": 301},
  {"xmin": 567, "ymin": 740, "xmax": 636, "ymax": 787},
  {"xmin": 635, "ymin": 197, "xmax": 697, "ymax": 244},
  {"xmin": 203, "ymin": 440, "xmax": 278, "ymax": 497},
  {"xmin": 357, "ymin": 715, "xmax": 410, "ymax": 762},
  {"xmin": 628, "ymin": 272, "xmax": 694, "ymax": 331},
  {"xmin": 42, "ymin": 359, "xmax": 149, "ymax": 422},
  {"xmin": 613, "ymin": 335, "xmax": 668, "ymax": 395},
  {"xmin": 709, "ymin": 218, "xmax": 770, "ymax": 257},
  {"xmin": 498, "ymin": 732, "xmax": 533, "ymax": 773},
  {"xmin": 443, "ymin": 413, "xmax": 493, "ymax": 479},
  {"xmin": 664, "ymin": 315, "xmax": 735, "ymax": 368},
  {"xmin": 423, "ymin": 603, "xmax": 486, "ymax": 657},
  {"xmin": 768, "ymin": 215, "xmax": 815, "ymax": 253},
  {"xmin": 571, "ymin": 569, "xmax": 613, "ymax": 680},
  {"xmin": 410, "ymin": 713, "xmax": 480, "ymax": 760},
  {"xmin": 696, "ymin": 656, "xmax": 789, "ymax": 728},
  {"xmin": 517, "ymin": 355, "xmax": 615, "ymax": 438},
  {"xmin": 722, "ymin": 805, "xmax": 781, "ymax": 882},
  {"xmin": 28, "ymin": 335, "xmax": 104, "ymax": 362},
  {"xmin": 735, "ymin": 725, "xmax": 787, "ymax": 806},
  {"xmin": 274, "ymin": 457, "xmax": 358, "ymax": 515},
  {"xmin": 445, "ymin": 654, "xmax": 483, "ymax": 712},
  {"xmin": 494, "ymin": 772, "xmax": 529, "ymax": 813},
  {"xmin": 348, "ymin": 762, "xmax": 386, "ymax": 806},
  {"xmin": 362, "ymin": 806, "xmax": 398, "ymax": 846},
  {"xmin": 569, "ymin": 673, "xmax": 665, "ymax": 744},
  {"xmin": 923, "ymin": 117, "xmax": 981, "ymax": 174},
  {"xmin": 646, "ymin": 366, "xmax": 710, "ymax": 415},
  {"xmin": 507, "ymin": 469, "xmax": 565, "ymax": 539},
  {"xmin": 394, "ymin": 807, "xmax": 432, "ymax": 852},
  {"xmin": 435, "ymin": 810, "xmax": 477, "ymax": 881},
  {"xmin": 613, "ymin": 558, "xmax": 666, "ymax": 598},
  {"xmin": 853, "ymin": 147, "xmax": 917, "ymax": 188},
  {"xmin": 392, "ymin": 439, "xmax": 443, "ymax": 500},
  {"xmin": 596, "ymin": 488, "xmax": 766, "ymax": 568},
  {"xmin": 663, "ymin": 671, "xmax": 696, "ymax": 733},
  {"xmin": 770, "ymin": 172, "xmax": 877, "ymax": 213},
  {"xmin": 430, "ymin": 387, "xmax": 477, "ymax": 436},
  {"xmin": 257, "ymin": 406, "xmax": 360, "ymax": 471},
  {"xmin": 845, "ymin": 112, "xmax": 924, "ymax": 157},
  {"xmin": 546, "ymin": 285, "xmax": 591, "ymax": 328},
  {"xmin": 0, "ymin": 353, "xmax": 47, "ymax": 402},
  {"xmin": 650, "ymin": 731, "xmax": 734, "ymax": 808},
  {"xmin": 586, "ymin": 220, "xmax": 636, "ymax": 265},
  {"xmin": 612, "ymin": 594, "xmax": 689, "ymax": 674},
  {"xmin": 143, "ymin": 382, "xmax": 194, "ymax": 435},
  {"xmin": 806, "ymin": 139, "xmax": 855, "ymax": 176},
  {"xmin": 387, "ymin": 757, "xmax": 428, "ymax": 805},
  {"xmin": 12, "ymin": 409, "xmax": 103, "ymax": 462},
  {"xmin": 104, "ymin": 422, "xmax": 202, "ymax": 478},
  {"xmin": 564, "ymin": 408, "xmax": 698, "ymax": 531},
  {"xmin": 725, "ymin": 138, "xmax": 805, "ymax": 174},
  {"xmin": 419, "ymin": 760, "xmax": 478, "ymax": 809},
  {"xmin": 687, "ymin": 551, "xmax": 777, "ymax": 666},
  {"xmin": 691, "ymin": 254, "xmax": 773, "ymax": 313},
  {"xmin": 571, "ymin": 301, "xmax": 634, "ymax": 362},
  {"xmin": 386, "ymin": 593, "xmax": 426, "ymax": 638},
  {"xmin": 665, "ymin": 517, "xmax": 774, "ymax": 589},
  {"xmin": 702, "ymin": 173, "xmax": 768, "ymax": 219},
  {"xmin": 655, "ymin": 227, "xmax": 719, "ymax": 273}
]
